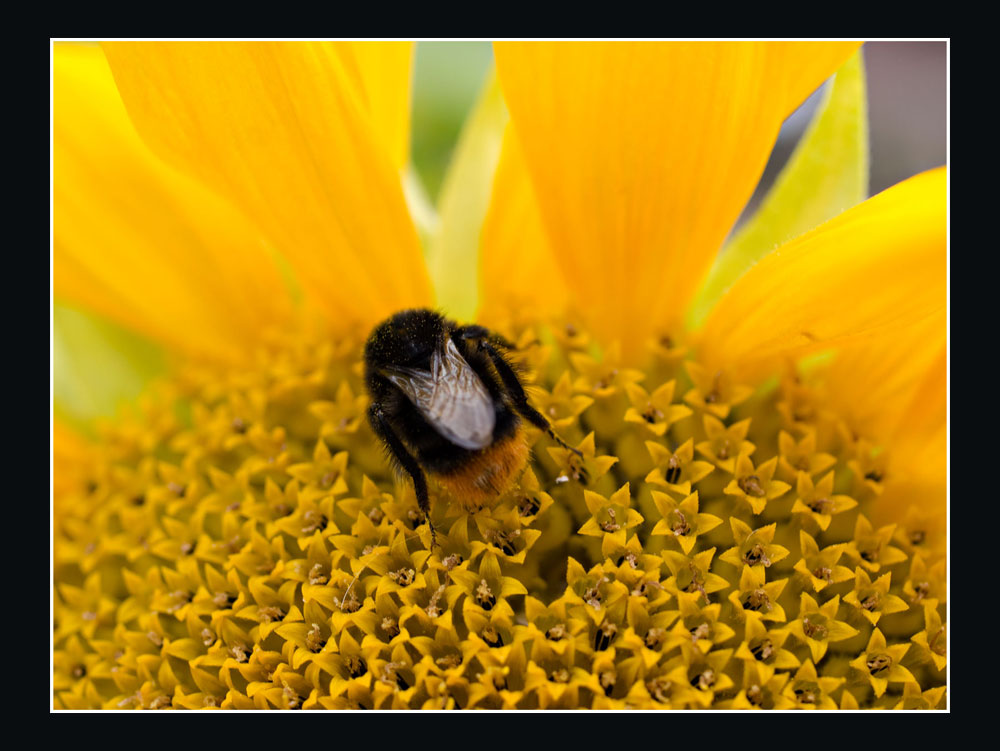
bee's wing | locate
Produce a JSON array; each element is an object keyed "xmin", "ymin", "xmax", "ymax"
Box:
[{"xmin": 384, "ymin": 338, "xmax": 496, "ymax": 450}]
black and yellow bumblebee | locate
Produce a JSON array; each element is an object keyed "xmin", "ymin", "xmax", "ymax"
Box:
[{"xmin": 364, "ymin": 309, "xmax": 578, "ymax": 544}]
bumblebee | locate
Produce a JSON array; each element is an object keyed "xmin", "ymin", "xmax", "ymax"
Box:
[{"xmin": 364, "ymin": 309, "xmax": 577, "ymax": 544}]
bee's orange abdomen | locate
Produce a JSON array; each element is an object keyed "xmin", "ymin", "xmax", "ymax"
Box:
[{"xmin": 433, "ymin": 427, "xmax": 529, "ymax": 511}]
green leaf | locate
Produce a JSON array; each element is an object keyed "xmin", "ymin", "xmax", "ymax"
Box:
[
  {"xmin": 426, "ymin": 69, "xmax": 509, "ymax": 321},
  {"xmin": 53, "ymin": 302, "xmax": 166, "ymax": 433},
  {"xmin": 687, "ymin": 49, "xmax": 869, "ymax": 330}
]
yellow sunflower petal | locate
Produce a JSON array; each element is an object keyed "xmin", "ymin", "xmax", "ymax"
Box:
[
  {"xmin": 871, "ymin": 345, "xmax": 946, "ymax": 542},
  {"xmin": 54, "ymin": 43, "xmax": 294, "ymax": 361},
  {"xmin": 823, "ymin": 310, "xmax": 945, "ymax": 444},
  {"xmin": 341, "ymin": 42, "xmax": 414, "ymax": 171},
  {"xmin": 697, "ymin": 167, "xmax": 946, "ymax": 381},
  {"xmin": 689, "ymin": 49, "xmax": 869, "ymax": 329},
  {"xmin": 477, "ymin": 124, "xmax": 569, "ymax": 328},
  {"xmin": 493, "ymin": 41, "xmax": 858, "ymax": 359},
  {"xmin": 102, "ymin": 42, "xmax": 432, "ymax": 330}
]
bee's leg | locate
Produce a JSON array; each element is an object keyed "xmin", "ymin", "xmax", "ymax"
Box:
[
  {"xmin": 368, "ymin": 404, "xmax": 437, "ymax": 548},
  {"xmin": 476, "ymin": 340, "xmax": 584, "ymax": 459},
  {"xmin": 456, "ymin": 325, "xmax": 516, "ymax": 350}
]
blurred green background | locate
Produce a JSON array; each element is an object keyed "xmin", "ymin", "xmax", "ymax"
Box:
[{"xmin": 411, "ymin": 42, "xmax": 493, "ymax": 201}]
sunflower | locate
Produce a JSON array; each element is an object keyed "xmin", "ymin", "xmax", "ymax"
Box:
[{"xmin": 52, "ymin": 41, "xmax": 946, "ymax": 710}]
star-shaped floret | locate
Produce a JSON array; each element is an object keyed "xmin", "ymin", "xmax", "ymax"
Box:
[
  {"xmin": 733, "ymin": 611, "xmax": 800, "ymax": 673},
  {"xmin": 661, "ymin": 548, "xmax": 730, "ymax": 603},
  {"xmin": 314, "ymin": 677, "xmax": 375, "ymax": 710},
  {"xmin": 242, "ymin": 424, "xmax": 292, "ymax": 479},
  {"xmin": 563, "ymin": 559, "xmax": 630, "ymax": 626},
  {"xmin": 224, "ymin": 647, "xmax": 285, "ymax": 701},
  {"xmin": 285, "ymin": 440, "xmax": 349, "ymax": 498},
  {"xmin": 666, "ymin": 592, "xmax": 735, "ymax": 657},
  {"xmin": 775, "ymin": 373, "xmax": 831, "ymax": 438},
  {"xmin": 588, "ymin": 649, "xmax": 630, "ymax": 708},
  {"xmin": 569, "ymin": 344, "xmax": 645, "ymax": 398},
  {"xmin": 309, "ymin": 380, "xmax": 367, "ymax": 440},
  {"xmin": 466, "ymin": 633, "xmax": 531, "ymax": 709},
  {"xmin": 462, "ymin": 607, "xmax": 517, "ymax": 656},
  {"xmin": 297, "ymin": 566, "xmax": 367, "ymax": 633},
  {"xmin": 683, "ymin": 362, "xmax": 754, "ymax": 420},
  {"xmin": 695, "ymin": 415, "xmax": 755, "ymax": 474},
  {"xmin": 150, "ymin": 558, "xmax": 207, "ymax": 621},
  {"xmin": 370, "ymin": 641, "xmax": 421, "ymax": 708},
  {"xmin": 601, "ymin": 528, "xmax": 664, "ymax": 580},
  {"xmin": 330, "ymin": 509, "xmax": 393, "ymax": 564},
  {"xmin": 353, "ymin": 591, "xmax": 412, "ymax": 652},
  {"xmin": 397, "ymin": 566, "xmax": 461, "ymax": 633},
  {"xmin": 620, "ymin": 595, "xmax": 680, "ymax": 661},
  {"xmin": 625, "ymin": 663, "xmax": 691, "ymax": 708},
  {"xmin": 334, "ymin": 474, "xmax": 394, "ymax": 530},
  {"xmin": 719, "ymin": 658, "xmax": 792, "ymax": 709},
  {"xmin": 846, "ymin": 514, "xmax": 908, "ymax": 573},
  {"xmin": 910, "ymin": 601, "xmax": 947, "ymax": 672},
  {"xmin": 234, "ymin": 577, "xmax": 302, "ymax": 640},
  {"xmin": 843, "ymin": 568, "xmax": 909, "ymax": 625},
  {"xmin": 54, "ymin": 634, "xmax": 115, "ymax": 703},
  {"xmin": 644, "ymin": 438, "xmax": 714, "ymax": 494},
  {"xmin": 578, "ymin": 483, "xmax": 644, "ymax": 538},
  {"xmin": 274, "ymin": 600, "xmax": 337, "ymax": 674},
  {"xmin": 416, "ymin": 673, "xmax": 467, "ymax": 710},
  {"xmin": 784, "ymin": 593, "xmax": 859, "ymax": 663},
  {"xmin": 255, "ymin": 663, "xmax": 318, "ymax": 710},
  {"xmin": 650, "ymin": 490, "xmax": 722, "ymax": 554},
  {"xmin": 775, "ymin": 430, "xmax": 837, "ymax": 483},
  {"xmin": 849, "ymin": 628, "xmax": 916, "ymax": 698},
  {"xmin": 640, "ymin": 335, "xmax": 689, "ymax": 393},
  {"xmin": 474, "ymin": 505, "xmax": 543, "ymax": 563},
  {"xmin": 532, "ymin": 371, "xmax": 594, "ymax": 429},
  {"xmin": 847, "ymin": 439, "xmax": 890, "ymax": 499},
  {"xmin": 662, "ymin": 648, "xmax": 735, "ymax": 708},
  {"xmin": 727, "ymin": 565, "xmax": 788, "ymax": 622},
  {"xmin": 449, "ymin": 552, "xmax": 528, "ymax": 620},
  {"xmin": 510, "ymin": 467, "xmax": 557, "ymax": 523},
  {"xmin": 792, "ymin": 530, "xmax": 854, "ymax": 592},
  {"xmin": 547, "ymin": 432, "xmax": 618, "ymax": 487},
  {"xmin": 725, "ymin": 452, "xmax": 790, "ymax": 515},
  {"xmin": 719, "ymin": 518, "xmax": 790, "ymax": 572},
  {"xmin": 550, "ymin": 319, "xmax": 592, "ymax": 352},
  {"xmin": 790, "ymin": 470, "xmax": 857, "ymax": 531},
  {"xmin": 57, "ymin": 570, "xmax": 118, "ymax": 639},
  {"xmin": 362, "ymin": 532, "xmax": 429, "ymax": 600},
  {"xmin": 893, "ymin": 681, "xmax": 946, "ymax": 710},
  {"xmin": 520, "ymin": 594, "xmax": 589, "ymax": 653},
  {"xmin": 890, "ymin": 502, "xmax": 947, "ymax": 559},
  {"xmin": 780, "ymin": 660, "xmax": 845, "ymax": 710},
  {"xmin": 327, "ymin": 626, "xmax": 379, "ymax": 693},
  {"xmin": 410, "ymin": 623, "xmax": 468, "ymax": 684},
  {"xmin": 902, "ymin": 553, "xmax": 946, "ymax": 607},
  {"xmin": 271, "ymin": 488, "xmax": 339, "ymax": 548},
  {"xmin": 623, "ymin": 380, "xmax": 693, "ymax": 437}
]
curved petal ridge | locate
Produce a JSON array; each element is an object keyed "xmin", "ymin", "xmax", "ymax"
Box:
[
  {"xmin": 697, "ymin": 167, "xmax": 946, "ymax": 381},
  {"xmin": 493, "ymin": 41, "xmax": 858, "ymax": 359},
  {"xmin": 102, "ymin": 42, "xmax": 433, "ymax": 331},
  {"xmin": 54, "ymin": 43, "xmax": 294, "ymax": 361}
]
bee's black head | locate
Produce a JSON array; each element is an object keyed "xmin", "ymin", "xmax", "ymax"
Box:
[{"xmin": 363, "ymin": 308, "xmax": 448, "ymax": 372}]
